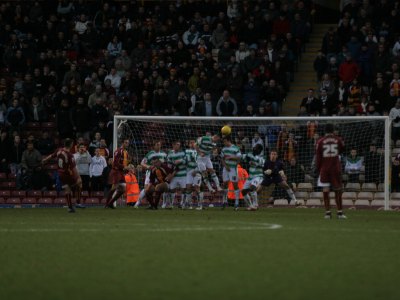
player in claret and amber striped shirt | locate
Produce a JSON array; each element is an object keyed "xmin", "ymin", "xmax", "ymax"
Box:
[
  {"xmin": 105, "ymin": 139, "xmax": 130, "ymax": 208},
  {"xmin": 42, "ymin": 138, "xmax": 82, "ymax": 213},
  {"xmin": 316, "ymin": 123, "xmax": 346, "ymax": 219}
]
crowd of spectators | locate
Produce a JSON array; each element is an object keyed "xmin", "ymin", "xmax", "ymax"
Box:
[
  {"xmin": 0, "ymin": 0, "xmax": 315, "ymax": 190},
  {"xmin": 303, "ymin": 0, "xmax": 400, "ymax": 144}
]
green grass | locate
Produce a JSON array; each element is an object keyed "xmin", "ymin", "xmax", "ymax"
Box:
[{"xmin": 0, "ymin": 207, "xmax": 400, "ymax": 300}]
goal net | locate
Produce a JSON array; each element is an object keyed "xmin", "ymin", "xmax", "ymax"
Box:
[{"xmin": 113, "ymin": 116, "xmax": 391, "ymax": 210}]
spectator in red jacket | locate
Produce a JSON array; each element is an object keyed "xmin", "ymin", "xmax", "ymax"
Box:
[{"xmin": 338, "ymin": 54, "xmax": 360, "ymax": 84}]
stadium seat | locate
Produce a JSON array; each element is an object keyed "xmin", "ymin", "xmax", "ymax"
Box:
[
  {"xmin": 91, "ymin": 191, "xmax": 104, "ymax": 198},
  {"xmin": 7, "ymin": 173, "xmax": 16, "ymax": 180},
  {"xmin": 355, "ymin": 199, "xmax": 371, "ymax": 206},
  {"xmin": 1, "ymin": 181, "xmax": 16, "ymax": 189},
  {"xmin": 396, "ymin": 140, "xmax": 400, "ymax": 147},
  {"xmin": 80, "ymin": 190, "xmax": 90, "ymax": 198},
  {"xmin": 297, "ymin": 182, "xmax": 313, "ymax": 192},
  {"xmin": 390, "ymin": 193, "xmax": 400, "ymax": 208},
  {"xmin": 274, "ymin": 199, "xmax": 288, "ymax": 206},
  {"xmin": 358, "ymin": 174, "xmax": 365, "ymax": 183},
  {"xmin": 43, "ymin": 190, "xmax": 57, "ymax": 198},
  {"xmin": 25, "ymin": 122, "xmax": 41, "ymax": 130},
  {"xmin": 41, "ymin": 122, "xmax": 56, "ymax": 130},
  {"xmin": 345, "ymin": 182, "xmax": 361, "ymax": 192},
  {"xmin": 11, "ymin": 190, "xmax": 26, "ymax": 198},
  {"xmin": 361, "ymin": 183, "xmax": 377, "ymax": 192},
  {"xmin": 0, "ymin": 190, "xmax": 11, "ymax": 198},
  {"xmin": 6, "ymin": 197, "xmax": 21, "ymax": 204},
  {"xmin": 85, "ymin": 197, "xmax": 100, "ymax": 204},
  {"xmin": 54, "ymin": 198, "xmax": 66, "ymax": 205},
  {"xmin": 341, "ymin": 174, "xmax": 349, "ymax": 182},
  {"xmin": 342, "ymin": 192, "xmax": 357, "ymax": 206},
  {"xmin": 356, "ymin": 192, "xmax": 373, "ymax": 206},
  {"xmin": 27, "ymin": 190, "xmax": 43, "ymax": 199},
  {"xmin": 0, "ymin": 197, "xmax": 5, "ymax": 204},
  {"xmin": 37, "ymin": 197, "xmax": 53, "ymax": 205},
  {"xmin": 374, "ymin": 192, "xmax": 384, "ymax": 200},
  {"xmin": 21, "ymin": 197, "xmax": 36, "ymax": 205},
  {"xmin": 391, "ymin": 193, "xmax": 400, "ymax": 200},
  {"xmin": 304, "ymin": 174, "xmax": 314, "ymax": 183},
  {"xmin": 307, "ymin": 192, "xmax": 323, "ymax": 206},
  {"xmin": 371, "ymin": 192, "xmax": 384, "ymax": 207},
  {"xmin": 392, "ymin": 148, "xmax": 400, "ymax": 156},
  {"xmin": 0, "ymin": 172, "xmax": 7, "ymax": 181},
  {"xmin": 377, "ymin": 183, "xmax": 384, "ymax": 192},
  {"xmin": 295, "ymin": 191, "xmax": 309, "ymax": 203}
]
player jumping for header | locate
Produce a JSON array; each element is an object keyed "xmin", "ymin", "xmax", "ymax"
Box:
[{"xmin": 196, "ymin": 133, "xmax": 222, "ymax": 193}]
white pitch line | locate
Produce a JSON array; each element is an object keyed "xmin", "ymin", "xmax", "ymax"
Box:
[{"xmin": 0, "ymin": 223, "xmax": 282, "ymax": 233}]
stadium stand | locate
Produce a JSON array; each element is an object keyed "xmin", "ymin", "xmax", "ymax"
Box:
[{"xmin": 0, "ymin": 1, "xmax": 398, "ymax": 208}]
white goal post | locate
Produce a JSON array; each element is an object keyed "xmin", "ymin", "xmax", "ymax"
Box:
[{"xmin": 113, "ymin": 115, "xmax": 392, "ymax": 210}]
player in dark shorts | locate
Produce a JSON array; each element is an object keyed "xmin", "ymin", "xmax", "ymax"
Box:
[
  {"xmin": 316, "ymin": 123, "xmax": 346, "ymax": 219},
  {"xmin": 105, "ymin": 139, "xmax": 130, "ymax": 208},
  {"xmin": 257, "ymin": 150, "xmax": 298, "ymax": 205},
  {"xmin": 42, "ymin": 139, "xmax": 83, "ymax": 213},
  {"xmin": 146, "ymin": 158, "xmax": 176, "ymax": 209}
]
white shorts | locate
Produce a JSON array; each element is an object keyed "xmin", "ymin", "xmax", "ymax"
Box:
[
  {"xmin": 317, "ymin": 176, "xmax": 330, "ymax": 187},
  {"xmin": 243, "ymin": 177, "xmax": 263, "ymax": 190},
  {"xmin": 222, "ymin": 167, "xmax": 238, "ymax": 182},
  {"xmin": 169, "ymin": 176, "xmax": 186, "ymax": 190},
  {"xmin": 185, "ymin": 169, "xmax": 197, "ymax": 186},
  {"xmin": 197, "ymin": 156, "xmax": 213, "ymax": 172},
  {"xmin": 144, "ymin": 170, "xmax": 151, "ymax": 185}
]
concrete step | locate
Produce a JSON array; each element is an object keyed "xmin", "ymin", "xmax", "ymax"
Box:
[{"xmin": 281, "ymin": 23, "xmax": 335, "ymax": 116}]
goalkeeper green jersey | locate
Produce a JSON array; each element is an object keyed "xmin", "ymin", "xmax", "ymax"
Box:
[
  {"xmin": 167, "ymin": 150, "xmax": 187, "ymax": 177},
  {"xmin": 221, "ymin": 144, "xmax": 241, "ymax": 168}
]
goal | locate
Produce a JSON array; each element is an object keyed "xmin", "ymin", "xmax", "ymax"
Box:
[{"xmin": 113, "ymin": 116, "xmax": 392, "ymax": 210}]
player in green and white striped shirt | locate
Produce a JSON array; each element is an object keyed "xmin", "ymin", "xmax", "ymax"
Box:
[
  {"xmin": 184, "ymin": 139, "xmax": 199, "ymax": 209},
  {"xmin": 196, "ymin": 134, "xmax": 222, "ymax": 194},
  {"xmin": 220, "ymin": 136, "xmax": 242, "ymax": 210},
  {"xmin": 166, "ymin": 141, "xmax": 187, "ymax": 209},
  {"xmin": 242, "ymin": 144, "xmax": 265, "ymax": 210},
  {"xmin": 135, "ymin": 141, "xmax": 167, "ymax": 208}
]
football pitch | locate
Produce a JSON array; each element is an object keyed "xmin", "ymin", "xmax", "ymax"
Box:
[{"xmin": 0, "ymin": 208, "xmax": 399, "ymax": 300}]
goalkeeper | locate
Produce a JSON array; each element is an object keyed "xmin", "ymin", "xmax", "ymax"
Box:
[{"xmin": 257, "ymin": 149, "xmax": 298, "ymax": 205}]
